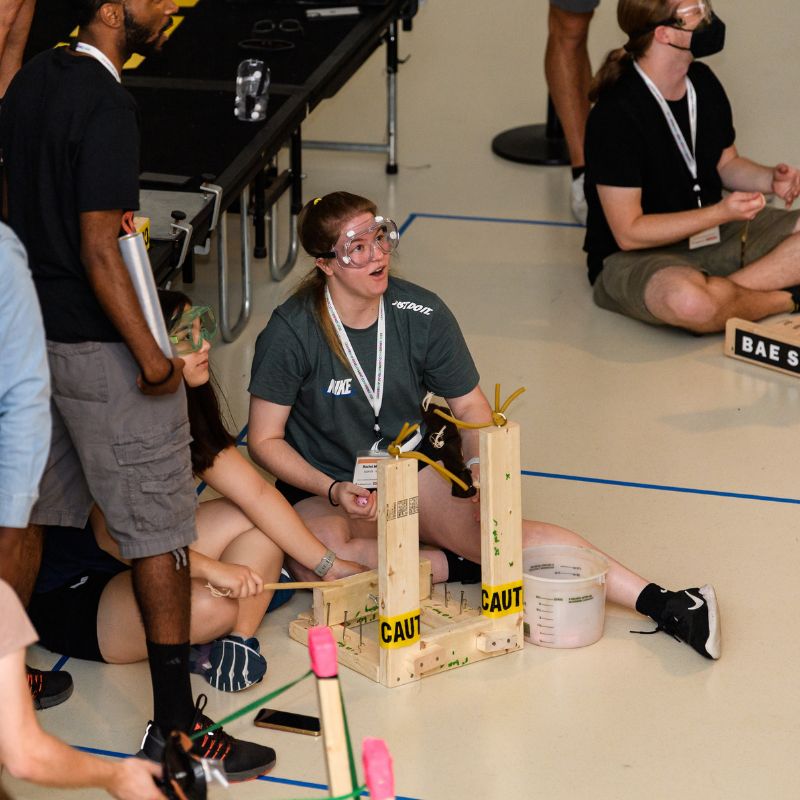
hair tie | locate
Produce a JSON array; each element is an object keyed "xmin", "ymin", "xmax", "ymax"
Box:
[{"xmin": 314, "ymin": 197, "xmax": 322, "ymax": 205}]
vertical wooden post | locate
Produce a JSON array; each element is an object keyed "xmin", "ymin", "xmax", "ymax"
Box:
[
  {"xmin": 377, "ymin": 457, "xmax": 421, "ymax": 687},
  {"xmin": 479, "ymin": 422, "xmax": 524, "ymax": 621},
  {"xmin": 308, "ymin": 626, "xmax": 354, "ymax": 798}
]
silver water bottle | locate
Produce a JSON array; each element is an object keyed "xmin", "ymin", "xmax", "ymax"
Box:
[{"xmin": 118, "ymin": 231, "xmax": 172, "ymax": 357}]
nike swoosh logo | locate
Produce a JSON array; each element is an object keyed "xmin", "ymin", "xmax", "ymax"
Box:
[{"xmin": 685, "ymin": 590, "xmax": 703, "ymax": 611}]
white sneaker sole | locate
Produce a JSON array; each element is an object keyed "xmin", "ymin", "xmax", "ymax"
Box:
[{"xmin": 699, "ymin": 584, "xmax": 721, "ymax": 659}]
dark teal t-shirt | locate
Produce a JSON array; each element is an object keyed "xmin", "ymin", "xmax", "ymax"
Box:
[{"xmin": 249, "ymin": 277, "xmax": 480, "ymax": 482}]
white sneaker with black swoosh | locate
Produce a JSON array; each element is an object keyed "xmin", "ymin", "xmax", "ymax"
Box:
[{"xmin": 648, "ymin": 585, "xmax": 721, "ymax": 659}]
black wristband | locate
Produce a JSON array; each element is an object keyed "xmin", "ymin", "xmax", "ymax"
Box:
[
  {"xmin": 141, "ymin": 360, "xmax": 175, "ymax": 387},
  {"xmin": 328, "ymin": 480, "xmax": 342, "ymax": 506}
]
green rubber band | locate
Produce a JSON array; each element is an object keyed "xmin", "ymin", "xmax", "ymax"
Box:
[{"xmin": 191, "ymin": 669, "xmax": 314, "ymax": 740}]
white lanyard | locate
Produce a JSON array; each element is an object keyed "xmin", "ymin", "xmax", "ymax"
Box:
[
  {"xmin": 74, "ymin": 42, "xmax": 121, "ymax": 83},
  {"xmin": 326, "ymin": 287, "xmax": 386, "ymax": 438},
  {"xmin": 634, "ymin": 61, "xmax": 701, "ymax": 202}
]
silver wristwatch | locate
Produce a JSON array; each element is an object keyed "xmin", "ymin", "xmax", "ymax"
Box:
[{"xmin": 314, "ymin": 549, "xmax": 336, "ymax": 577}]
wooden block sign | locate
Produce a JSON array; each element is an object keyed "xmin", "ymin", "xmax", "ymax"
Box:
[{"xmin": 725, "ymin": 317, "xmax": 800, "ymax": 378}]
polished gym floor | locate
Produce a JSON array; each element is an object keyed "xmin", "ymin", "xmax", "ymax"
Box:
[{"xmin": 10, "ymin": 1, "xmax": 800, "ymax": 798}]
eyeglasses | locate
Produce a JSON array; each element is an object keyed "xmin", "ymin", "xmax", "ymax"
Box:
[
  {"xmin": 671, "ymin": 1, "xmax": 713, "ymax": 30},
  {"xmin": 239, "ymin": 18, "xmax": 304, "ymax": 52},
  {"xmin": 317, "ymin": 217, "xmax": 400, "ymax": 268},
  {"xmin": 168, "ymin": 305, "xmax": 217, "ymax": 353}
]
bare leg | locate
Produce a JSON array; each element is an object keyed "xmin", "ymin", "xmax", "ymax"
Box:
[
  {"xmin": 644, "ymin": 266, "xmax": 793, "ymax": 333},
  {"xmin": 0, "ymin": 523, "xmax": 42, "ymax": 605},
  {"xmin": 131, "ymin": 552, "xmax": 190, "ymax": 644},
  {"xmin": 190, "ymin": 497, "xmax": 285, "ymax": 638},
  {"xmin": 0, "ymin": 0, "xmax": 34, "ymax": 97},
  {"xmin": 417, "ymin": 467, "xmax": 647, "ymax": 609},
  {"xmin": 544, "ymin": 5, "xmax": 593, "ymax": 167},
  {"xmin": 287, "ymin": 497, "xmax": 449, "ymax": 582},
  {"xmin": 728, "ymin": 221, "xmax": 800, "ymax": 291},
  {"xmin": 218, "ymin": 529, "xmax": 282, "ymax": 638},
  {"xmin": 98, "ymin": 574, "xmax": 238, "ymax": 664}
]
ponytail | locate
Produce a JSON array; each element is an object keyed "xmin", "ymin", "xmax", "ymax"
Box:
[
  {"xmin": 589, "ymin": 47, "xmax": 634, "ymax": 103},
  {"xmin": 589, "ymin": 0, "xmax": 677, "ymax": 101}
]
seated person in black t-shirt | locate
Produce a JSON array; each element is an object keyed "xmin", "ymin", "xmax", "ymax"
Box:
[
  {"xmin": 247, "ymin": 190, "xmax": 723, "ymax": 660},
  {"xmin": 583, "ymin": 0, "xmax": 800, "ymax": 332},
  {"xmin": 27, "ymin": 290, "xmax": 365, "ymax": 694}
]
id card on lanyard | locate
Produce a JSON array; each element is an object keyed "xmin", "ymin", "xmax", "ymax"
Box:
[
  {"xmin": 634, "ymin": 61, "xmax": 720, "ymax": 249},
  {"xmin": 325, "ymin": 287, "xmax": 421, "ymax": 488}
]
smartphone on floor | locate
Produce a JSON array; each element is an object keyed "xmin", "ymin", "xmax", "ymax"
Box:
[{"xmin": 254, "ymin": 708, "xmax": 322, "ymax": 736}]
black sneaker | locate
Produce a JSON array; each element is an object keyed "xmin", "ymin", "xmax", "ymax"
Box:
[
  {"xmin": 137, "ymin": 695, "xmax": 276, "ymax": 782},
  {"xmin": 27, "ymin": 666, "xmax": 74, "ymax": 710},
  {"xmin": 635, "ymin": 585, "xmax": 721, "ymax": 659}
]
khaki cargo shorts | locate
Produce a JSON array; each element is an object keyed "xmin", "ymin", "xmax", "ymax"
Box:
[
  {"xmin": 593, "ymin": 207, "xmax": 800, "ymax": 325},
  {"xmin": 30, "ymin": 342, "xmax": 198, "ymax": 559}
]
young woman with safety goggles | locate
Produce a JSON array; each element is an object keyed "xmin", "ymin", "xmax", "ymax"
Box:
[
  {"xmin": 247, "ymin": 191, "xmax": 721, "ymax": 660},
  {"xmin": 27, "ymin": 290, "xmax": 366, "ymax": 694}
]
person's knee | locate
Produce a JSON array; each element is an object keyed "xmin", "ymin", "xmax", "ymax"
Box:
[
  {"xmin": 661, "ymin": 280, "xmax": 724, "ymax": 331},
  {"xmin": 548, "ymin": 6, "xmax": 592, "ymax": 47},
  {"xmin": 191, "ymin": 581, "xmax": 237, "ymax": 639}
]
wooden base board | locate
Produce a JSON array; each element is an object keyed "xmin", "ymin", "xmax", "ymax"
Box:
[
  {"xmin": 420, "ymin": 589, "xmax": 480, "ymax": 629},
  {"xmin": 311, "ymin": 559, "xmax": 432, "ymax": 628},
  {"xmin": 725, "ymin": 317, "xmax": 800, "ymax": 378},
  {"xmin": 289, "ymin": 612, "xmax": 523, "ymax": 687}
]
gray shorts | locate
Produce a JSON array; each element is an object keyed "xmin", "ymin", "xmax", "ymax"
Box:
[
  {"xmin": 30, "ymin": 342, "xmax": 198, "ymax": 559},
  {"xmin": 550, "ymin": 0, "xmax": 600, "ymax": 12},
  {"xmin": 593, "ymin": 207, "xmax": 800, "ymax": 325}
]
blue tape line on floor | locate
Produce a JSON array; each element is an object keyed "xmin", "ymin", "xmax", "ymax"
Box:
[
  {"xmin": 51, "ymin": 654, "xmax": 70, "ymax": 672},
  {"xmin": 73, "ymin": 746, "xmax": 423, "ymax": 799},
  {"xmin": 522, "ymin": 469, "xmax": 800, "ymax": 505},
  {"xmin": 398, "ymin": 211, "xmax": 582, "ymax": 236}
]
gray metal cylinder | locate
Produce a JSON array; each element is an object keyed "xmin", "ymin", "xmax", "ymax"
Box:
[{"xmin": 118, "ymin": 232, "xmax": 172, "ymax": 357}]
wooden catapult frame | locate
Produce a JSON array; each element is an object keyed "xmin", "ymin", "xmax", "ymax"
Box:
[{"xmin": 290, "ymin": 421, "xmax": 524, "ymax": 688}]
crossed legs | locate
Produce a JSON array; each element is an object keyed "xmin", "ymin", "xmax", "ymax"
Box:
[
  {"xmin": 97, "ymin": 498, "xmax": 283, "ymax": 663},
  {"xmin": 644, "ymin": 221, "xmax": 800, "ymax": 332}
]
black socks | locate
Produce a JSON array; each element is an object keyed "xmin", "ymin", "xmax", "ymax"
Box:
[
  {"xmin": 146, "ymin": 640, "xmax": 195, "ymax": 735},
  {"xmin": 443, "ymin": 549, "xmax": 481, "ymax": 584},
  {"xmin": 571, "ymin": 165, "xmax": 585, "ymax": 181},
  {"xmin": 786, "ymin": 285, "xmax": 800, "ymax": 313},
  {"xmin": 635, "ymin": 583, "xmax": 671, "ymax": 622}
]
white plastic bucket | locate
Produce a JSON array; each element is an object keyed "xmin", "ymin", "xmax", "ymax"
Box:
[{"xmin": 522, "ymin": 545, "xmax": 611, "ymax": 649}]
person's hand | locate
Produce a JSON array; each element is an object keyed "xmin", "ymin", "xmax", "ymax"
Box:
[
  {"xmin": 772, "ymin": 163, "xmax": 800, "ymax": 209},
  {"xmin": 333, "ymin": 481, "xmax": 377, "ymax": 522},
  {"xmin": 325, "ymin": 558, "xmax": 371, "ymax": 581},
  {"xmin": 137, "ymin": 357, "xmax": 185, "ymax": 396},
  {"xmin": 108, "ymin": 757, "xmax": 163, "ymax": 800},
  {"xmin": 205, "ymin": 560, "xmax": 263, "ymax": 599},
  {"xmin": 719, "ymin": 191, "xmax": 766, "ymax": 222}
]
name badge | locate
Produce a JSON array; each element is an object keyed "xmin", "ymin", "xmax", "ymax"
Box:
[
  {"xmin": 353, "ymin": 450, "xmax": 391, "ymax": 489},
  {"xmin": 689, "ymin": 226, "xmax": 721, "ymax": 250}
]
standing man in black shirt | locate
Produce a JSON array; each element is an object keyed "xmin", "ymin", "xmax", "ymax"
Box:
[
  {"xmin": 1, "ymin": 0, "xmax": 276, "ymax": 781},
  {"xmin": 583, "ymin": 0, "xmax": 800, "ymax": 333}
]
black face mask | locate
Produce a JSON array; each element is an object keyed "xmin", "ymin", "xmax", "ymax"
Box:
[
  {"xmin": 625, "ymin": 12, "xmax": 726, "ymax": 59},
  {"xmin": 667, "ymin": 12, "xmax": 726, "ymax": 59}
]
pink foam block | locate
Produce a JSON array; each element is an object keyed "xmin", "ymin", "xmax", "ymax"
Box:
[
  {"xmin": 362, "ymin": 737, "xmax": 394, "ymax": 800},
  {"xmin": 308, "ymin": 625, "xmax": 339, "ymax": 678},
  {"xmin": 357, "ymin": 496, "xmax": 369, "ymax": 507}
]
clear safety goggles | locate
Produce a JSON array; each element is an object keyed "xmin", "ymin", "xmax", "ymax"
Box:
[
  {"xmin": 319, "ymin": 216, "xmax": 399, "ymax": 268},
  {"xmin": 168, "ymin": 305, "xmax": 217, "ymax": 353},
  {"xmin": 671, "ymin": 1, "xmax": 713, "ymax": 31}
]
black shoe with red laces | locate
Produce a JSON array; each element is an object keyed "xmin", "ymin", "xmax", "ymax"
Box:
[
  {"xmin": 137, "ymin": 695, "xmax": 276, "ymax": 782},
  {"xmin": 27, "ymin": 665, "xmax": 74, "ymax": 710}
]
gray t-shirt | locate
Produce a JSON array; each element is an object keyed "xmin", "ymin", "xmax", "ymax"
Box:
[{"xmin": 249, "ymin": 277, "xmax": 479, "ymax": 482}]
